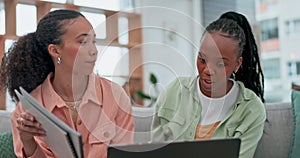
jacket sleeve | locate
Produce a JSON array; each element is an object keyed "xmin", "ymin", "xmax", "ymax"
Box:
[
  {"xmin": 151, "ymin": 78, "xmax": 185, "ymax": 143},
  {"xmin": 151, "ymin": 100, "xmax": 166, "ymax": 142},
  {"xmin": 150, "ymin": 88, "xmax": 174, "ymax": 142},
  {"xmin": 236, "ymin": 101, "xmax": 266, "ymax": 158},
  {"xmin": 111, "ymin": 87, "xmax": 135, "ymax": 145}
]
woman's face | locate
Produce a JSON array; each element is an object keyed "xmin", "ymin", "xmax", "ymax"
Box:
[
  {"xmin": 197, "ymin": 32, "xmax": 242, "ymax": 97},
  {"xmin": 57, "ymin": 16, "xmax": 97, "ymax": 76}
]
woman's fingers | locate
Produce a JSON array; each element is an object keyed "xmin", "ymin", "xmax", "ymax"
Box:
[
  {"xmin": 17, "ymin": 125, "xmax": 46, "ymax": 136},
  {"xmin": 20, "ymin": 112, "xmax": 35, "ymax": 122},
  {"xmin": 17, "ymin": 117, "xmax": 25, "ymax": 126},
  {"xmin": 19, "ymin": 116, "xmax": 41, "ymax": 128},
  {"xmin": 17, "ymin": 112, "xmax": 46, "ymax": 137}
]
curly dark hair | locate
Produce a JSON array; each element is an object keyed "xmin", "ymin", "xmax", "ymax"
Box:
[
  {"xmin": 203, "ymin": 11, "xmax": 265, "ymax": 102},
  {"xmin": 219, "ymin": 11, "xmax": 265, "ymax": 102},
  {"xmin": 0, "ymin": 9, "xmax": 84, "ymax": 101}
]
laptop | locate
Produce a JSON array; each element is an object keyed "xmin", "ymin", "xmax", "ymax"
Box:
[{"xmin": 107, "ymin": 138, "xmax": 241, "ymax": 158}]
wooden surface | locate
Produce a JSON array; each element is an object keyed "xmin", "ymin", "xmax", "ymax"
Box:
[{"xmin": 0, "ymin": 0, "xmax": 143, "ymax": 109}]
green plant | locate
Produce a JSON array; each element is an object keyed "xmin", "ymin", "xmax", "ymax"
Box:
[{"xmin": 135, "ymin": 73, "xmax": 159, "ymax": 106}]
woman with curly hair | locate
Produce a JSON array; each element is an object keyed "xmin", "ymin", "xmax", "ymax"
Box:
[{"xmin": 0, "ymin": 9, "xmax": 134, "ymax": 158}]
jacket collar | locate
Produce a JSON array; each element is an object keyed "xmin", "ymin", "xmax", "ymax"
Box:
[
  {"xmin": 181, "ymin": 76, "xmax": 251, "ymax": 107},
  {"xmin": 235, "ymin": 81, "xmax": 251, "ymax": 105},
  {"xmin": 81, "ymin": 74, "xmax": 102, "ymax": 106},
  {"xmin": 182, "ymin": 76, "xmax": 200, "ymax": 103},
  {"xmin": 41, "ymin": 73, "xmax": 102, "ymax": 112}
]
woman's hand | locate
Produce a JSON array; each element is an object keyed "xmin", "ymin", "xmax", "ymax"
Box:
[{"xmin": 16, "ymin": 112, "xmax": 46, "ymax": 156}]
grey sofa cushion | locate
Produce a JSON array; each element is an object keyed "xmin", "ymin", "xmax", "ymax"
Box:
[
  {"xmin": 0, "ymin": 110, "xmax": 12, "ymax": 133},
  {"xmin": 133, "ymin": 106, "xmax": 155, "ymax": 143},
  {"xmin": 254, "ymin": 103, "xmax": 293, "ymax": 158}
]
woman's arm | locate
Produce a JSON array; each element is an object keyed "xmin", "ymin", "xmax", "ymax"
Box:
[
  {"xmin": 112, "ymin": 89, "xmax": 135, "ymax": 144},
  {"xmin": 11, "ymin": 103, "xmax": 54, "ymax": 158}
]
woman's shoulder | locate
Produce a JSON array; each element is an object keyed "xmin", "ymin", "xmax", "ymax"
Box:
[
  {"xmin": 236, "ymin": 81, "xmax": 266, "ymax": 115},
  {"xmin": 94, "ymin": 75, "xmax": 125, "ymax": 95},
  {"xmin": 237, "ymin": 81, "xmax": 262, "ymax": 101},
  {"xmin": 95, "ymin": 75, "xmax": 121, "ymax": 86},
  {"xmin": 157, "ymin": 76, "xmax": 197, "ymax": 99},
  {"xmin": 166, "ymin": 76, "xmax": 197, "ymax": 89},
  {"xmin": 28, "ymin": 84, "xmax": 43, "ymax": 99},
  {"xmin": 28, "ymin": 73, "xmax": 52, "ymax": 99}
]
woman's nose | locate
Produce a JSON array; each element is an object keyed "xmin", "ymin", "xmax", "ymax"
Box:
[
  {"xmin": 89, "ymin": 44, "xmax": 98, "ymax": 56},
  {"xmin": 203, "ymin": 64, "xmax": 215, "ymax": 76}
]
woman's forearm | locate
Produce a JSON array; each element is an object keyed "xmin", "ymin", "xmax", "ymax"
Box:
[{"xmin": 22, "ymin": 138, "xmax": 38, "ymax": 157}]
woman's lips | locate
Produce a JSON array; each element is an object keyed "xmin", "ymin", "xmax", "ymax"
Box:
[
  {"xmin": 201, "ymin": 78, "xmax": 214, "ymax": 89},
  {"xmin": 204, "ymin": 79, "xmax": 212, "ymax": 84},
  {"xmin": 86, "ymin": 60, "xmax": 96, "ymax": 64}
]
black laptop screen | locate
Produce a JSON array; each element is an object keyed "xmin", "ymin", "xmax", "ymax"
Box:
[{"xmin": 107, "ymin": 138, "xmax": 241, "ymax": 158}]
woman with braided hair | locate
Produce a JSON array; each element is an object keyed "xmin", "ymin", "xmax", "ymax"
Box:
[
  {"xmin": 151, "ymin": 11, "xmax": 266, "ymax": 158},
  {"xmin": 0, "ymin": 9, "xmax": 134, "ymax": 158},
  {"xmin": 220, "ymin": 11, "xmax": 265, "ymax": 103}
]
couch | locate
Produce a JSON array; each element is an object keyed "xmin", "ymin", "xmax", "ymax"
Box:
[
  {"xmin": 133, "ymin": 102, "xmax": 295, "ymax": 158},
  {"xmin": 0, "ymin": 102, "xmax": 295, "ymax": 158},
  {"xmin": 0, "ymin": 110, "xmax": 16, "ymax": 158}
]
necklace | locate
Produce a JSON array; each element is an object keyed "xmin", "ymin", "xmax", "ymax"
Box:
[
  {"xmin": 65, "ymin": 100, "xmax": 82, "ymax": 110},
  {"xmin": 65, "ymin": 100, "xmax": 81, "ymax": 127},
  {"xmin": 52, "ymin": 77, "xmax": 89, "ymax": 103}
]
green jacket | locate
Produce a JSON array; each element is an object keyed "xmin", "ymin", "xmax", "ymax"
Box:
[{"xmin": 151, "ymin": 76, "xmax": 266, "ymax": 158}]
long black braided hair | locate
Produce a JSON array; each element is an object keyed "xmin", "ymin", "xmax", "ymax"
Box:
[{"xmin": 219, "ymin": 11, "xmax": 265, "ymax": 102}]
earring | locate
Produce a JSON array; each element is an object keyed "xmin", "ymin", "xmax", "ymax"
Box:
[
  {"xmin": 57, "ymin": 57, "xmax": 61, "ymax": 65},
  {"xmin": 232, "ymin": 72, "xmax": 236, "ymax": 80}
]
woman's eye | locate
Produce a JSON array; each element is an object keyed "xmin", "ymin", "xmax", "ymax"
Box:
[
  {"xmin": 217, "ymin": 62, "xmax": 225, "ymax": 67},
  {"xmin": 80, "ymin": 41, "xmax": 88, "ymax": 44},
  {"xmin": 198, "ymin": 57, "xmax": 206, "ymax": 63}
]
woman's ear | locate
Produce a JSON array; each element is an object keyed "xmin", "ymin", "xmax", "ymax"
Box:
[
  {"xmin": 235, "ymin": 57, "xmax": 243, "ymax": 73},
  {"xmin": 48, "ymin": 44, "xmax": 60, "ymax": 58}
]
